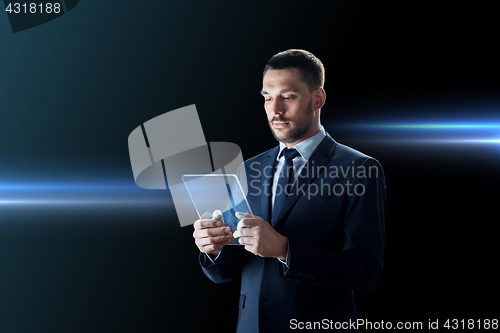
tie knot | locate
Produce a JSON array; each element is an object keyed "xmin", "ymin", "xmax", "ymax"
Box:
[{"xmin": 281, "ymin": 148, "xmax": 300, "ymax": 160}]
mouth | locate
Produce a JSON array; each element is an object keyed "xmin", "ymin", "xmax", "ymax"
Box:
[{"xmin": 272, "ymin": 121, "xmax": 289, "ymax": 128}]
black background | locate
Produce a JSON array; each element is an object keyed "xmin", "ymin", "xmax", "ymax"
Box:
[{"xmin": 1, "ymin": 1, "xmax": 499, "ymax": 332}]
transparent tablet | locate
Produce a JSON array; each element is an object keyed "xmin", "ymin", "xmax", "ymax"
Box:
[{"xmin": 182, "ymin": 174, "xmax": 254, "ymax": 245}]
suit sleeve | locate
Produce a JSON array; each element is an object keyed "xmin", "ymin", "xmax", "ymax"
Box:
[
  {"xmin": 278, "ymin": 158, "xmax": 386, "ymax": 292},
  {"xmin": 199, "ymin": 245, "xmax": 248, "ymax": 284}
]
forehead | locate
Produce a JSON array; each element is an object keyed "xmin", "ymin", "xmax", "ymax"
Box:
[{"xmin": 262, "ymin": 68, "xmax": 308, "ymax": 93}]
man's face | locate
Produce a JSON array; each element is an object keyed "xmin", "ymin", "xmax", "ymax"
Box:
[{"xmin": 261, "ymin": 68, "xmax": 317, "ymax": 146}]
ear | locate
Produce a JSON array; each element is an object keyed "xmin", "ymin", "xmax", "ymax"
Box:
[{"xmin": 313, "ymin": 87, "xmax": 326, "ymax": 111}]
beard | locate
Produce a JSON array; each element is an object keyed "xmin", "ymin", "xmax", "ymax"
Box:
[{"xmin": 268, "ymin": 100, "xmax": 315, "ymax": 144}]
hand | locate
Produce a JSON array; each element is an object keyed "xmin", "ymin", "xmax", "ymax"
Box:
[
  {"xmin": 193, "ymin": 210, "xmax": 233, "ymax": 257},
  {"xmin": 233, "ymin": 212, "xmax": 288, "ymax": 260}
]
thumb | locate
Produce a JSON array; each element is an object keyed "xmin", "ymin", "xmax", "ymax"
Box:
[
  {"xmin": 212, "ymin": 209, "xmax": 224, "ymax": 222},
  {"xmin": 235, "ymin": 211, "xmax": 255, "ymax": 219}
]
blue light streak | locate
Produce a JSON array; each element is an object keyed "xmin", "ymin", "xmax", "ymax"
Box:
[
  {"xmin": 0, "ymin": 184, "xmax": 137, "ymax": 191},
  {"xmin": 345, "ymin": 122, "xmax": 500, "ymax": 130},
  {"xmin": 360, "ymin": 138, "xmax": 500, "ymax": 144},
  {"xmin": 0, "ymin": 182, "xmax": 170, "ymax": 206},
  {"xmin": 334, "ymin": 121, "xmax": 500, "ymax": 145}
]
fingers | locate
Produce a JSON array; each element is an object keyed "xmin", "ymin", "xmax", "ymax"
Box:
[
  {"xmin": 233, "ymin": 225, "xmax": 253, "ymax": 238},
  {"xmin": 233, "ymin": 215, "xmax": 265, "ymax": 238},
  {"xmin": 193, "ymin": 210, "xmax": 230, "ymax": 253},
  {"xmin": 194, "ymin": 226, "xmax": 233, "ymax": 253},
  {"xmin": 198, "ymin": 238, "xmax": 231, "ymax": 253},
  {"xmin": 194, "ymin": 226, "xmax": 232, "ymax": 239},
  {"xmin": 237, "ymin": 218, "xmax": 261, "ymax": 229},
  {"xmin": 193, "ymin": 218, "xmax": 222, "ymax": 230},
  {"xmin": 238, "ymin": 236, "xmax": 254, "ymax": 245},
  {"xmin": 234, "ymin": 226, "xmax": 256, "ymax": 238},
  {"xmin": 235, "ymin": 212, "xmax": 256, "ymax": 219},
  {"xmin": 239, "ymin": 238, "xmax": 259, "ymax": 256},
  {"xmin": 193, "ymin": 209, "xmax": 225, "ymax": 230},
  {"xmin": 197, "ymin": 233, "xmax": 232, "ymax": 247},
  {"xmin": 233, "ymin": 229, "xmax": 241, "ymax": 238}
]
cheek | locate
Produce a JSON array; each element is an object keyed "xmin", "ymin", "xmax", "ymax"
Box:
[
  {"xmin": 265, "ymin": 110, "xmax": 273, "ymax": 120},
  {"xmin": 300, "ymin": 98, "xmax": 311, "ymax": 109}
]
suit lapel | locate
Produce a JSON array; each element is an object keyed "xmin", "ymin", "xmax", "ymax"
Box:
[
  {"xmin": 259, "ymin": 146, "xmax": 279, "ymax": 223},
  {"xmin": 273, "ymin": 134, "xmax": 337, "ymax": 229}
]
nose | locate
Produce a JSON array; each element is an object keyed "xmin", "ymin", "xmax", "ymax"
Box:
[{"xmin": 268, "ymin": 98, "xmax": 285, "ymax": 115}]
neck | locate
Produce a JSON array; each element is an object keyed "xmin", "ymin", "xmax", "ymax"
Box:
[{"xmin": 284, "ymin": 124, "xmax": 321, "ymax": 147}]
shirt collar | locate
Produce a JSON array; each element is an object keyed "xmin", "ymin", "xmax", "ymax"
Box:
[{"xmin": 277, "ymin": 126, "xmax": 326, "ymax": 161}]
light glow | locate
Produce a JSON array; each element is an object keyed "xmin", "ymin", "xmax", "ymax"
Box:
[
  {"xmin": 0, "ymin": 182, "xmax": 170, "ymax": 206},
  {"xmin": 335, "ymin": 121, "xmax": 500, "ymax": 146},
  {"xmin": 351, "ymin": 122, "xmax": 500, "ymax": 130}
]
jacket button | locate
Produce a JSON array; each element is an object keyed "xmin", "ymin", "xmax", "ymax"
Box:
[
  {"xmin": 298, "ymin": 270, "xmax": 303, "ymax": 276},
  {"xmin": 312, "ymin": 274, "xmax": 318, "ymax": 280},
  {"xmin": 308, "ymin": 272, "xmax": 313, "ymax": 279}
]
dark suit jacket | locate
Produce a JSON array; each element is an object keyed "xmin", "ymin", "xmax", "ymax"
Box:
[{"xmin": 199, "ymin": 134, "xmax": 386, "ymax": 333}]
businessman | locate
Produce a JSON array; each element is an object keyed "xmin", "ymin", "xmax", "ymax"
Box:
[{"xmin": 193, "ymin": 49, "xmax": 386, "ymax": 332}]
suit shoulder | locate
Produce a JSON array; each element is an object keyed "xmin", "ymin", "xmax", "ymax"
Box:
[{"xmin": 333, "ymin": 141, "xmax": 383, "ymax": 167}]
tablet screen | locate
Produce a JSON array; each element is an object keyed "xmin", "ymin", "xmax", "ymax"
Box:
[{"xmin": 182, "ymin": 174, "xmax": 254, "ymax": 245}]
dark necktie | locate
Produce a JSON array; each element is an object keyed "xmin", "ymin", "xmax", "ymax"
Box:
[{"xmin": 272, "ymin": 148, "xmax": 300, "ymax": 226}]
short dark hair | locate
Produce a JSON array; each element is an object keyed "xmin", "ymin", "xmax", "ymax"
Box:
[{"xmin": 263, "ymin": 49, "xmax": 325, "ymax": 92}]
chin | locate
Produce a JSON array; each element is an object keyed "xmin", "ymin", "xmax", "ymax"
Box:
[{"xmin": 272, "ymin": 130, "xmax": 287, "ymax": 142}]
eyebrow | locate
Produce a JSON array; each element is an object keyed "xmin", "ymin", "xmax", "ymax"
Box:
[{"xmin": 260, "ymin": 88, "xmax": 297, "ymax": 95}]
